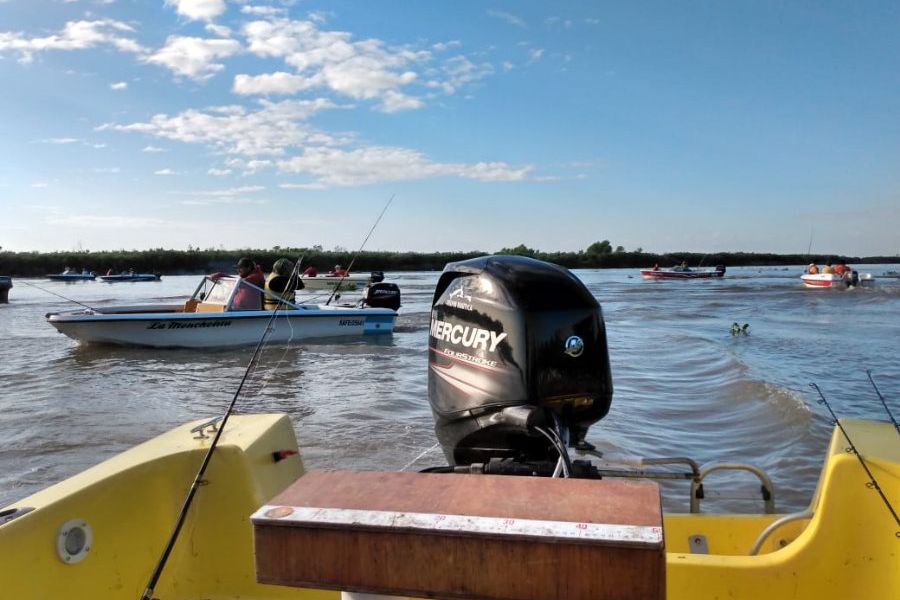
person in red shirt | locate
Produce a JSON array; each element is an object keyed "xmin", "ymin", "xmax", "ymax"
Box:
[
  {"xmin": 330, "ymin": 264, "xmax": 347, "ymax": 277},
  {"xmin": 210, "ymin": 257, "xmax": 265, "ymax": 310}
]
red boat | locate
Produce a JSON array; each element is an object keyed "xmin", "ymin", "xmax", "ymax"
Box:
[{"xmin": 640, "ymin": 265, "xmax": 726, "ymax": 279}]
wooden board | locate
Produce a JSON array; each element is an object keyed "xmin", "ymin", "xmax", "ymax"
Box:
[{"xmin": 253, "ymin": 470, "xmax": 664, "ymax": 600}]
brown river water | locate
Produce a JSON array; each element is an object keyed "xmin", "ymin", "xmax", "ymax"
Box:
[{"xmin": 1, "ymin": 266, "xmax": 898, "ymax": 513}]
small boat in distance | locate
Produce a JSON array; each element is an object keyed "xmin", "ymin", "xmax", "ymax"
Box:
[
  {"xmin": 801, "ymin": 272, "xmax": 875, "ymax": 289},
  {"xmin": 640, "ymin": 264, "xmax": 726, "ymax": 280},
  {"xmin": 299, "ymin": 270, "xmax": 385, "ymax": 292},
  {"xmin": 98, "ymin": 272, "xmax": 161, "ymax": 282},
  {"xmin": 45, "ymin": 274, "xmax": 400, "ymax": 348},
  {"xmin": 46, "ymin": 270, "xmax": 96, "ymax": 281}
]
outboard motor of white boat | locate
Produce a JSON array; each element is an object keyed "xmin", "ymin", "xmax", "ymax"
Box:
[
  {"xmin": 427, "ymin": 255, "xmax": 613, "ymax": 473},
  {"xmin": 363, "ymin": 282, "xmax": 401, "ymax": 311},
  {"xmin": 843, "ymin": 270, "xmax": 860, "ymax": 287},
  {"xmin": 715, "ymin": 265, "xmax": 726, "ymax": 276}
]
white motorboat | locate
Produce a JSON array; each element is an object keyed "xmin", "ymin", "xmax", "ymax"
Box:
[
  {"xmin": 801, "ymin": 271, "xmax": 875, "ymax": 289},
  {"xmin": 299, "ymin": 271, "xmax": 383, "ymax": 292},
  {"xmin": 45, "ymin": 275, "xmax": 400, "ymax": 348},
  {"xmin": 640, "ymin": 265, "xmax": 726, "ymax": 280}
]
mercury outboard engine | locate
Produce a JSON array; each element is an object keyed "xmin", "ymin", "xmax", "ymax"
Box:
[
  {"xmin": 363, "ymin": 282, "xmax": 401, "ymax": 311},
  {"xmin": 428, "ymin": 256, "xmax": 612, "ymax": 469}
]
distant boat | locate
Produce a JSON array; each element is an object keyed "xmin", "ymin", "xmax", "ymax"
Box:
[
  {"xmin": 299, "ymin": 271, "xmax": 385, "ymax": 292},
  {"xmin": 46, "ymin": 271, "xmax": 95, "ymax": 281},
  {"xmin": 98, "ymin": 273, "xmax": 161, "ymax": 282},
  {"xmin": 640, "ymin": 265, "xmax": 726, "ymax": 280},
  {"xmin": 801, "ymin": 272, "xmax": 875, "ymax": 289}
]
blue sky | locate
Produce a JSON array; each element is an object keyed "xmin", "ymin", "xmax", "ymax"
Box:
[{"xmin": 1, "ymin": 1, "xmax": 898, "ymax": 255}]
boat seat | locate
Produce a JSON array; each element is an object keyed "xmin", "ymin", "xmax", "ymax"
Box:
[
  {"xmin": 182, "ymin": 298, "xmax": 199, "ymax": 313},
  {"xmin": 253, "ymin": 470, "xmax": 665, "ymax": 600},
  {"xmin": 194, "ymin": 302, "xmax": 225, "ymax": 313}
]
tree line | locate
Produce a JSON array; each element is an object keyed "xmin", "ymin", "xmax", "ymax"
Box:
[{"xmin": 0, "ymin": 242, "xmax": 895, "ymax": 277}]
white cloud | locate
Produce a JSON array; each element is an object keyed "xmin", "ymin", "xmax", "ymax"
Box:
[
  {"xmin": 432, "ymin": 41, "xmax": 461, "ymax": 52},
  {"xmin": 46, "ymin": 215, "xmax": 167, "ymax": 228},
  {"xmin": 154, "ymin": 168, "xmax": 178, "ymax": 175},
  {"xmin": 92, "ymin": 167, "xmax": 121, "ymax": 173},
  {"xmin": 110, "ymin": 81, "xmax": 128, "ymax": 90},
  {"xmin": 143, "ymin": 36, "xmax": 241, "ymax": 80},
  {"xmin": 233, "ymin": 71, "xmax": 317, "ymax": 95},
  {"xmin": 165, "ymin": 0, "xmax": 226, "ymax": 22},
  {"xmin": 279, "ymin": 182, "xmax": 326, "ymax": 190},
  {"xmin": 37, "ymin": 137, "xmax": 79, "ymax": 144},
  {"xmin": 176, "ymin": 185, "xmax": 268, "ymax": 205},
  {"xmin": 106, "ymin": 96, "xmax": 531, "ymax": 188},
  {"xmin": 276, "ymin": 146, "xmax": 531, "ymax": 187},
  {"xmin": 380, "ymin": 90, "xmax": 423, "ymax": 113},
  {"xmin": 241, "ymin": 5, "xmax": 286, "ymax": 17},
  {"xmin": 528, "ymin": 48, "xmax": 544, "ymax": 63},
  {"xmin": 205, "ymin": 23, "xmax": 232, "ymax": 38},
  {"xmin": 427, "ymin": 55, "xmax": 493, "ymax": 95},
  {"xmin": 0, "ymin": 19, "xmax": 143, "ymax": 63},
  {"xmin": 240, "ymin": 18, "xmax": 431, "ymax": 112},
  {"xmin": 142, "ymin": 145, "xmax": 166, "ymax": 152},
  {"xmin": 31, "ymin": 182, "xmax": 50, "ymax": 188},
  {"xmin": 487, "ymin": 10, "xmax": 527, "ymax": 28},
  {"xmin": 102, "ymin": 99, "xmax": 340, "ymax": 156},
  {"xmin": 178, "ymin": 185, "xmax": 265, "ymax": 196}
]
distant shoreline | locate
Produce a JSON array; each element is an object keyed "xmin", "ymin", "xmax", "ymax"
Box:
[{"xmin": 0, "ymin": 248, "xmax": 896, "ymax": 277}]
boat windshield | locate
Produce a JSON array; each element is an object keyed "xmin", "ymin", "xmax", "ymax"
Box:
[
  {"xmin": 202, "ymin": 277, "xmax": 236, "ymax": 305},
  {"xmin": 191, "ymin": 276, "xmax": 265, "ymax": 311}
]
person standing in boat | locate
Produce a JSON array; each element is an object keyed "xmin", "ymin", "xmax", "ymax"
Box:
[{"xmin": 211, "ymin": 257, "xmax": 265, "ymax": 310}]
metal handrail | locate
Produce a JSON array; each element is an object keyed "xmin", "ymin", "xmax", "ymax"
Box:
[
  {"xmin": 690, "ymin": 462, "xmax": 776, "ymax": 513},
  {"xmin": 749, "ymin": 510, "xmax": 813, "ymax": 555}
]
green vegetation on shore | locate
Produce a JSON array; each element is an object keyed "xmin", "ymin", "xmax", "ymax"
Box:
[{"xmin": 0, "ymin": 242, "xmax": 895, "ymax": 277}]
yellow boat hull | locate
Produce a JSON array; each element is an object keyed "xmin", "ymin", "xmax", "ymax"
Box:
[{"xmin": 1, "ymin": 416, "xmax": 897, "ymax": 599}]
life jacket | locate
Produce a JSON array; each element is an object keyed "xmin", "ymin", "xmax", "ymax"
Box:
[{"xmin": 264, "ymin": 271, "xmax": 297, "ymax": 310}]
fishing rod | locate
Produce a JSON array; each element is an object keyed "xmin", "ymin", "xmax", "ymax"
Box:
[
  {"xmin": 325, "ymin": 195, "xmax": 394, "ymax": 306},
  {"xmin": 809, "ymin": 383, "xmax": 900, "ymax": 533},
  {"xmin": 866, "ymin": 370, "xmax": 900, "ymax": 435},
  {"xmin": 19, "ymin": 280, "xmax": 98, "ymax": 312},
  {"xmin": 139, "ymin": 256, "xmax": 304, "ymax": 600}
]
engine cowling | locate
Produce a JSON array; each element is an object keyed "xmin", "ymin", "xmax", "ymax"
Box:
[{"xmin": 428, "ymin": 255, "xmax": 612, "ymax": 466}]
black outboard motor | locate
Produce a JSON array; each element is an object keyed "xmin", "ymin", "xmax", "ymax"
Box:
[
  {"xmin": 363, "ymin": 282, "xmax": 401, "ymax": 311},
  {"xmin": 715, "ymin": 265, "xmax": 726, "ymax": 276},
  {"xmin": 428, "ymin": 255, "xmax": 612, "ymax": 467}
]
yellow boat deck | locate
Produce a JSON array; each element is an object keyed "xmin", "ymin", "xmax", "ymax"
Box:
[{"xmin": 1, "ymin": 415, "xmax": 897, "ymax": 599}]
